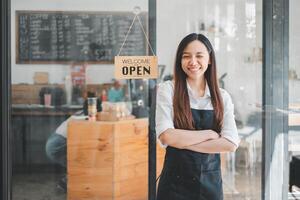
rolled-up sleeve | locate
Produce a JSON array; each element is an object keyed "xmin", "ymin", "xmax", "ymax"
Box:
[
  {"xmin": 221, "ymin": 90, "xmax": 241, "ymax": 147},
  {"xmin": 155, "ymin": 81, "xmax": 174, "ymax": 147}
]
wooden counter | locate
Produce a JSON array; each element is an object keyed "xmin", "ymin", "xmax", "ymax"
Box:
[
  {"xmin": 67, "ymin": 118, "xmax": 165, "ymax": 200},
  {"xmin": 12, "ymin": 105, "xmax": 79, "ymax": 172},
  {"xmin": 12, "ymin": 104, "xmax": 82, "ymax": 116}
]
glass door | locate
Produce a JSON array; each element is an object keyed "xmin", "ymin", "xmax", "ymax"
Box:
[
  {"xmin": 156, "ymin": 0, "xmax": 262, "ymax": 199},
  {"xmin": 10, "ymin": 0, "xmax": 149, "ymax": 199}
]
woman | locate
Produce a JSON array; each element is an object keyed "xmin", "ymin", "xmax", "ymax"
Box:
[{"xmin": 156, "ymin": 33, "xmax": 240, "ymax": 200}]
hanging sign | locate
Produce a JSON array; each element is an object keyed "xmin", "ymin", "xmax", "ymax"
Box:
[
  {"xmin": 114, "ymin": 56, "xmax": 158, "ymax": 79},
  {"xmin": 114, "ymin": 10, "xmax": 158, "ymax": 79}
]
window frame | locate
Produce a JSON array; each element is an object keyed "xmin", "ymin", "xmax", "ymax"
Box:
[{"xmin": 262, "ymin": 0, "xmax": 289, "ymax": 199}]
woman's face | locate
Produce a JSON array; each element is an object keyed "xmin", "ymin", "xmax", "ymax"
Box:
[{"xmin": 181, "ymin": 40, "xmax": 210, "ymax": 81}]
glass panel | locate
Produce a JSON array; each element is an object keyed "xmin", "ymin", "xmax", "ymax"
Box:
[
  {"xmin": 11, "ymin": 1, "xmax": 149, "ymax": 199},
  {"xmin": 156, "ymin": 0, "xmax": 262, "ymax": 199},
  {"xmin": 288, "ymin": 0, "xmax": 300, "ymax": 198}
]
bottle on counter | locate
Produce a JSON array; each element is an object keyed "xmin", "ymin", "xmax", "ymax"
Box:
[
  {"xmin": 101, "ymin": 89, "xmax": 107, "ymax": 102},
  {"xmin": 87, "ymin": 97, "xmax": 97, "ymax": 121}
]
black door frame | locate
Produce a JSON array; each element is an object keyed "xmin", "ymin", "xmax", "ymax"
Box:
[
  {"xmin": 148, "ymin": 0, "xmax": 157, "ymax": 200},
  {"xmin": 262, "ymin": 0, "xmax": 289, "ymax": 199},
  {"xmin": 1, "ymin": 0, "xmax": 12, "ymax": 199},
  {"xmin": 1, "ymin": 0, "xmax": 290, "ymax": 199}
]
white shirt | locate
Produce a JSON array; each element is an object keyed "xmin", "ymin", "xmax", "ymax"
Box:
[
  {"xmin": 155, "ymin": 80, "xmax": 240, "ymax": 148},
  {"xmin": 56, "ymin": 110, "xmax": 84, "ymax": 138},
  {"xmin": 55, "ymin": 117, "xmax": 71, "ymax": 138}
]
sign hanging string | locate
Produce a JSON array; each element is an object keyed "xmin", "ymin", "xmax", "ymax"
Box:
[{"xmin": 117, "ymin": 13, "xmax": 156, "ymax": 56}]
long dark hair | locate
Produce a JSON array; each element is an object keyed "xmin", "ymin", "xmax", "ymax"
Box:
[{"xmin": 173, "ymin": 33, "xmax": 224, "ymax": 133}]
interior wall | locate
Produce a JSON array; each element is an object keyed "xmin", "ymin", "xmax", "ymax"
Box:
[
  {"xmin": 11, "ymin": 0, "xmax": 300, "ymax": 108},
  {"xmin": 290, "ymin": 0, "xmax": 300, "ymax": 76},
  {"xmin": 289, "ymin": 0, "xmax": 300, "ymax": 103},
  {"xmin": 11, "ymin": 0, "xmax": 148, "ymax": 84}
]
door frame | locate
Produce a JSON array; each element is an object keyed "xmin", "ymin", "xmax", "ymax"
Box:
[
  {"xmin": 148, "ymin": 0, "xmax": 157, "ymax": 199},
  {"xmin": 262, "ymin": 0, "xmax": 289, "ymax": 199},
  {"xmin": 1, "ymin": 0, "xmax": 12, "ymax": 199}
]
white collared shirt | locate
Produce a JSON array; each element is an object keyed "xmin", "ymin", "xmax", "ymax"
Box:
[{"xmin": 155, "ymin": 80, "xmax": 240, "ymax": 148}]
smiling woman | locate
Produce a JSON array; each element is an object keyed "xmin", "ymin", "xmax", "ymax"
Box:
[
  {"xmin": 181, "ymin": 40, "xmax": 210, "ymax": 81},
  {"xmin": 156, "ymin": 33, "xmax": 240, "ymax": 200}
]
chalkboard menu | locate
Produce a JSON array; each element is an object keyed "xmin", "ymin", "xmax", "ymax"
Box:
[{"xmin": 16, "ymin": 11, "xmax": 148, "ymax": 63}]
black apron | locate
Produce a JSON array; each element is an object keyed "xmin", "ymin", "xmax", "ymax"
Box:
[{"xmin": 157, "ymin": 109, "xmax": 223, "ymax": 200}]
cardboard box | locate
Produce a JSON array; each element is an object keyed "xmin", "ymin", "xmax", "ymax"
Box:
[{"xmin": 34, "ymin": 72, "xmax": 49, "ymax": 84}]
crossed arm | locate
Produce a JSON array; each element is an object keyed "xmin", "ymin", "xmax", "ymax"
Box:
[{"xmin": 159, "ymin": 128, "xmax": 237, "ymax": 153}]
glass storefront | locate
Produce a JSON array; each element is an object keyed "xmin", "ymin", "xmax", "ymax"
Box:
[
  {"xmin": 11, "ymin": 0, "xmax": 263, "ymax": 199},
  {"xmin": 0, "ymin": 0, "xmax": 298, "ymax": 199}
]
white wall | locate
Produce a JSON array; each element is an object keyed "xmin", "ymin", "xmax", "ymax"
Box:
[
  {"xmin": 11, "ymin": 0, "xmax": 148, "ymax": 84},
  {"xmin": 290, "ymin": 0, "xmax": 300, "ymax": 76},
  {"xmin": 289, "ymin": 0, "xmax": 300, "ymax": 103}
]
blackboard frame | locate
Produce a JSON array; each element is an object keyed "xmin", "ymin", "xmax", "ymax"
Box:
[{"xmin": 16, "ymin": 10, "xmax": 148, "ymax": 64}]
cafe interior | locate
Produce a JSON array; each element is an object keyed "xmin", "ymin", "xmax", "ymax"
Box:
[{"xmin": 3, "ymin": 0, "xmax": 300, "ymax": 199}]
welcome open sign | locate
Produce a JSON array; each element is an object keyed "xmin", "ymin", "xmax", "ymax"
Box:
[{"xmin": 114, "ymin": 56, "xmax": 158, "ymax": 79}]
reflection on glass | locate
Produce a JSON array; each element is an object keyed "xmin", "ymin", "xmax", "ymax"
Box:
[{"xmin": 11, "ymin": 0, "xmax": 148, "ymax": 199}]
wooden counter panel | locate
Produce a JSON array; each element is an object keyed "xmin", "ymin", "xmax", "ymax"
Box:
[
  {"xmin": 113, "ymin": 120, "xmax": 148, "ymax": 139},
  {"xmin": 68, "ymin": 174, "xmax": 113, "ymax": 187},
  {"xmin": 113, "ymin": 162, "xmax": 147, "ymax": 182},
  {"xmin": 68, "ymin": 121, "xmax": 114, "ymax": 199},
  {"xmin": 68, "ymin": 180, "xmax": 113, "ymax": 200},
  {"xmin": 114, "ymin": 136, "xmax": 148, "ymax": 153},
  {"xmin": 67, "ymin": 119, "xmax": 150, "ymax": 200},
  {"xmin": 68, "ymin": 150, "xmax": 114, "ymax": 168},
  {"xmin": 68, "ymin": 121, "xmax": 114, "ymax": 140},
  {"xmin": 114, "ymin": 147, "xmax": 148, "ymax": 167},
  {"xmin": 68, "ymin": 167, "xmax": 112, "ymax": 176},
  {"xmin": 114, "ymin": 176, "xmax": 147, "ymax": 200},
  {"xmin": 68, "ymin": 140, "xmax": 113, "ymax": 152}
]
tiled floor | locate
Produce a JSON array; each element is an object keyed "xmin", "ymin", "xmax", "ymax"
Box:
[
  {"xmin": 223, "ymin": 165, "xmax": 261, "ymax": 200},
  {"xmin": 12, "ymin": 170, "xmax": 260, "ymax": 200},
  {"xmin": 12, "ymin": 169, "xmax": 298, "ymax": 200},
  {"xmin": 12, "ymin": 173, "xmax": 66, "ymax": 200}
]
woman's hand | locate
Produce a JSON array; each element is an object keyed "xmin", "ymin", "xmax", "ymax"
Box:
[
  {"xmin": 184, "ymin": 137, "xmax": 238, "ymax": 153},
  {"xmin": 159, "ymin": 128, "xmax": 217, "ymax": 149}
]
